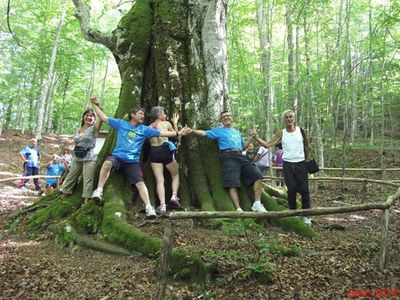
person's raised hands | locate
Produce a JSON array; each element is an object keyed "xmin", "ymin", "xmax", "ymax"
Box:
[
  {"xmin": 171, "ymin": 112, "xmax": 179, "ymax": 125},
  {"xmin": 90, "ymin": 96, "xmax": 101, "ymax": 108},
  {"xmin": 249, "ymin": 128, "xmax": 258, "ymax": 137},
  {"xmin": 180, "ymin": 126, "xmax": 191, "ymax": 136}
]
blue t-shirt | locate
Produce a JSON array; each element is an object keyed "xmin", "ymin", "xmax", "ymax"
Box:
[
  {"xmin": 108, "ymin": 117, "xmax": 161, "ymax": 162},
  {"xmin": 45, "ymin": 163, "xmax": 65, "ymax": 185},
  {"xmin": 20, "ymin": 146, "xmax": 41, "ymax": 168},
  {"xmin": 206, "ymin": 127, "xmax": 244, "ymax": 151}
]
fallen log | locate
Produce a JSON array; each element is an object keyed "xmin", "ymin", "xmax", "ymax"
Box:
[{"xmin": 0, "ymin": 175, "xmax": 60, "ymax": 183}]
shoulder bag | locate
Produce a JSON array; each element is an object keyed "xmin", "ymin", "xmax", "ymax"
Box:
[{"xmin": 299, "ymin": 127, "xmax": 319, "ymax": 174}]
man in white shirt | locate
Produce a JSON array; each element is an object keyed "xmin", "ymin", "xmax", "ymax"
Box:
[{"xmin": 250, "ymin": 110, "xmax": 312, "ymax": 226}]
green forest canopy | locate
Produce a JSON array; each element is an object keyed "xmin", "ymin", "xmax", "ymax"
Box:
[{"xmin": 0, "ymin": 0, "xmax": 399, "ymax": 151}]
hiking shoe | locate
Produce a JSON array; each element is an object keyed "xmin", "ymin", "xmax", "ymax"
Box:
[
  {"xmin": 157, "ymin": 203, "xmax": 167, "ymax": 213},
  {"xmin": 92, "ymin": 188, "xmax": 103, "ymax": 202},
  {"xmin": 236, "ymin": 207, "xmax": 244, "ymax": 213},
  {"xmin": 169, "ymin": 194, "xmax": 181, "ymax": 207},
  {"xmin": 20, "ymin": 186, "xmax": 26, "ymax": 190},
  {"xmin": 146, "ymin": 205, "xmax": 157, "ymax": 218},
  {"xmin": 251, "ymin": 201, "xmax": 267, "ymax": 212},
  {"xmin": 303, "ymin": 216, "xmax": 312, "ymax": 226},
  {"xmin": 38, "ymin": 189, "xmax": 44, "ymax": 196}
]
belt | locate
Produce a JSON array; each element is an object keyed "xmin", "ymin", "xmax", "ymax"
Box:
[{"xmin": 221, "ymin": 149, "xmax": 242, "ymax": 153}]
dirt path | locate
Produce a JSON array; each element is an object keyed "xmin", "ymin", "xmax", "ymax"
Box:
[{"xmin": 0, "ymin": 130, "xmax": 399, "ymax": 299}]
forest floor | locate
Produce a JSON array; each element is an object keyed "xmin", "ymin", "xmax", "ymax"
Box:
[{"xmin": 0, "ymin": 129, "xmax": 399, "ymax": 300}]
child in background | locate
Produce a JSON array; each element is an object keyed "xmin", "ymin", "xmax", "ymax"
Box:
[
  {"xmin": 38, "ymin": 154, "xmax": 66, "ymax": 196},
  {"xmin": 60, "ymin": 147, "xmax": 72, "ymax": 184}
]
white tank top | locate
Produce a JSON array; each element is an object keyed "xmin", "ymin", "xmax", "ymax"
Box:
[{"xmin": 282, "ymin": 126, "xmax": 305, "ymax": 162}]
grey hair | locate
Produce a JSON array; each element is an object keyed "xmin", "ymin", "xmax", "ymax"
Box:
[
  {"xmin": 150, "ymin": 106, "xmax": 164, "ymax": 120},
  {"xmin": 282, "ymin": 110, "xmax": 295, "ymax": 122}
]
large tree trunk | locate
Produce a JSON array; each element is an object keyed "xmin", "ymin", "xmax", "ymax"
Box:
[{"xmin": 26, "ymin": 0, "xmax": 315, "ymax": 277}]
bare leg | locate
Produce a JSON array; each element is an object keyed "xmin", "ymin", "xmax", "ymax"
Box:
[
  {"xmin": 46, "ymin": 186, "xmax": 54, "ymax": 195},
  {"xmin": 165, "ymin": 160, "xmax": 179, "ymax": 195},
  {"xmin": 253, "ymin": 179, "xmax": 262, "ymax": 201},
  {"xmin": 228, "ymin": 187, "xmax": 241, "ymax": 209},
  {"xmin": 136, "ymin": 181, "xmax": 151, "ymax": 206},
  {"xmin": 97, "ymin": 160, "xmax": 113, "ymax": 189},
  {"xmin": 151, "ymin": 162, "xmax": 165, "ymax": 205}
]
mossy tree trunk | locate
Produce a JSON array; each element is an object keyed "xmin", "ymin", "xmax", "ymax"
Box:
[
  {"xmin": 93, "ymin": 0, "xmax": 237, "ymax": 211},
  {"xmin": 26, "ymin": 0, "xmax": 315, "ymax": 272}
]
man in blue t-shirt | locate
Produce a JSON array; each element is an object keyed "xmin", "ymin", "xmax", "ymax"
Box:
[
  {"xmin": 190, "ymin": 111, "xmax": 267, "ymax": 213},
  {"xmin": 90, "ymin": 100, "xmax": 189, "ymax": 217},
  {"xmin": 19, "ymin": 138, "xmax": 41, "ymax": 190}
]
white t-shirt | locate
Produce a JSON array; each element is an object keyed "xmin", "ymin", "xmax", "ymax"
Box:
[{"xmin": 256, "ymin": 147, "xmax": 269, "ymax": 167}]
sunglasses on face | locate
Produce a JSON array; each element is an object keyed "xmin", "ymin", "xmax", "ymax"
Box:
[{"xmin": 221, "ymin": 114, "xmax": 232, "ymax": 119}]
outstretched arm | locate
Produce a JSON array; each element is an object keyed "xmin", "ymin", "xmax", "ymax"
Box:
[
  {"xmin": 160, "ymin": 127, "xmax": 191, "ymax": 138},
  {"xmin": 90, "ymin": 96, "xmax": 108, "ymax": 124},
  {"xmin": 251, "ymin": 129, "xmax": 282, "ymax": 148},
  {"xmin": 190, "ymin": 129, "xmax": 207, "ymax": 137}
]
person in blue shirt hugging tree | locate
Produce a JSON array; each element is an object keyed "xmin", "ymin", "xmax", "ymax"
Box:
[
  {"xmin": 90, "ymin": 99, "xmax": 190, "ymax": 217},
  {"xmin": 189, "ymin": 111, "xmax": 267, "ymax": 213}
]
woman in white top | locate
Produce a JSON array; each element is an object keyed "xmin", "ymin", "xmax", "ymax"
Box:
[{"xmin": 250, "ymin": 110, "xmax": 312, "ymax": 226}]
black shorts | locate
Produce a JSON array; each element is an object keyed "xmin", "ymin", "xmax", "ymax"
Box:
[
  {"xmin": 221, "ymin": 152, "xmax": 263, "ymax": 188},
  {"xmin": 149, "ymin": 144, "xmax": 174, "ymax": 164},
  {"xmin": 106, "ymin": 155, "xmax": 144, "ymax": 185}
]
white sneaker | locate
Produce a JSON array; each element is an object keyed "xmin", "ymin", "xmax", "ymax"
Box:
[
  {"xmin": 303, "ymin": 216, "xmax": 312, "ymax": 226},
  {"xmin": 236, "ymin": 207, "xmax": 244, "ymax": 213},
  {"xmin": 251, "ymin": 201, "xmax": 267, "ymax": 212},
  {"xmin": 146, "ymin": 205, "xmax": 157, "ymax": 217},
  {"xmin": 157, "ymin": 203, "xmax": 166, "ymax": 213},
  {"xmin": 92, "ymin": 188, "xmax": 103, "ymax": 202}
]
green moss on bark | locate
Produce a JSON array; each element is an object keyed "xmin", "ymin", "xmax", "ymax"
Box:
[
  {"xmin": 27, "ymin": 193, "xmax": 83, "ymax": 231},
  {"xmin": 55, "ymin": 222, "xmax": 76, "ymax": 247},
  {"xmin": 112, "ymin": 0, "xmax": 154, "ymax": 118},
  {"xmin": 69, "ymin": 201, "xmax": 102, "ymax": 234},
  {"xmin": 100, "ymin": 175, "xmax": 163, "ymax": 257},
  {"xmin": 184, "ymin": 138, "xmax": 216, "ymax": 211},
  {"xmin": 198, "ymin": 139, "xmax": 234, "ymax": 211},
  {"xmin": 261, "ymin": 192, "xmax": 317, "ymax": 238}
]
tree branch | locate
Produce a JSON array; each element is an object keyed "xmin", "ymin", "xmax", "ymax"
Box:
[{"xmin": 72, "ymin": 0, "xmax": 114, "ymax": 50}]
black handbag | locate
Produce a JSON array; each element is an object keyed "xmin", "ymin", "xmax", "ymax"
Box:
[
  {"xmin": 73, "ymin": 146, "xmax": 91, "ymax": 158},
  {"xmin": 305, "ymin": 159, "xmax": 319, "ymax": 174},
  {"xmin": 300, "ymin": 128, "xmax": 320, "ymax": 174}
]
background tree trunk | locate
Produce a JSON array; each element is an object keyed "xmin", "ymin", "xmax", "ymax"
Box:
[
  {"xmin": 35, "ymin": 0, "xmax": 67, "ymax": 140},
  {"xmin": 285, "ymin": 3, "xmax": 296, "ymax": 109}
]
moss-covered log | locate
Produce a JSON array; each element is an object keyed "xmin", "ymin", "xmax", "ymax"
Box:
[{"xmin": 261, "ymin": 192, "xmax": 317, "ymax": 238}]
